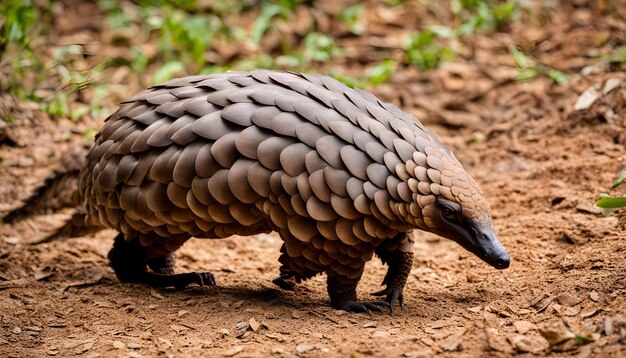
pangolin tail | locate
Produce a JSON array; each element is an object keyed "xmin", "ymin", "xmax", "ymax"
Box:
[{"xmin": 3, "ymin": 142, "xmax": 103, "ymax": 242}]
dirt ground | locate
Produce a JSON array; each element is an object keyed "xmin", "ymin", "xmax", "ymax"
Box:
[{"xmin": 1, "ymin": 1, "xmax": 626, "ymax": 357}]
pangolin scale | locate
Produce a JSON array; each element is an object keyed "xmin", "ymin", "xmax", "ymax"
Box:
[{"xmin": 80, "ymin": 70, "xmax": 509, "ymax": 312}]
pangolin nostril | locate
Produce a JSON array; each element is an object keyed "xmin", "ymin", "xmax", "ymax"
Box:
[{"xmin": 496, "ymin": 256, "xmax": 510, "ymax": 269}]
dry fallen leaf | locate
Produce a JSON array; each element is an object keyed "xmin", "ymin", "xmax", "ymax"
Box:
[
  {"xmin": 531, "ymin": 294, "xmax": 554, "ymax": 312},
  {"xmin": 150, "ymin": 289, "xmax": 164, "ymax": 299},
  {"xmin": 539, "ymin": 320, "xmax": 575, "ymax": 346},
  {"xmin": 599, "ymin": 317, "xmax": 614, "ymax": 336},
  {"xmin": 580, "ymin": 307, "xmax": 600, "ymax": 318},
  {"xmin": 513, "ymin": 320, "xmax": 535, "ymax": 334},
  {"xmin": 485, "ymin": 328, "xmax": 512, "ymax": 353},
  {"xmin": 508, "ymin": 334, "xmax": 547, "ymax": 353},
  {"xmin": 170, "ymin": 324, "xmax": 190, "ymax": 334},
  {"xmin": 248, "ymin": 317, "xmax": 260, "ymax": 332},
  {"xmin": 564, "ymin": 306, "xmax": 580, "ymax": 316},
  {"xmin": 574, "ymin": 86, "xmax": 601, "ymax": 111},
  {"xmin": 222, "ymin": 346, "xmax": 243, "ymax": 357},
  {"xmin": 556, "ymin": 293, "xmax": 581, "ymax": 307},
  {"xmin": 362, "ymin": 321, "xmax": 377, "ymax": 328},
  {"xmin": 440, "ymin": 328, "xmax": 465, "ymax": 352}
]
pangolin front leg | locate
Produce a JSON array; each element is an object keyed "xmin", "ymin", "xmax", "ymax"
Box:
[
  {"xmin": 372, "ymin": 232, "xmax": 414, "ymax": 311},
  {"xmin": 327, "ymin": 268, "xmax": 391, "ymax": 313},
  {"xmin": 108, "ymin": 233, "xmax": 216, "ymax": 289}
]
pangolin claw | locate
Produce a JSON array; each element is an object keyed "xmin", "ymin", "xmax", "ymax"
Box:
[
  {"xmin": 335, "ymin": 300, "xmax": 391, "ymax": 314},
  {"xmin": 272, "ymin": 277, "xmax": 296, "ymax": 290},
  {"xmin": 172, "ymin": 272, "xmax": 216, "ymax": 290},
  {"xmin": 372, "ymin": 287, "xmax": 404, "ymax": 313}
]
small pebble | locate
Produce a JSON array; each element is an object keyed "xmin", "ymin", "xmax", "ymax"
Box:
[
  {"xmin": 4, "ymin": 237, "xmax": 19, "ymax": 245},
  {"xmin": 295, "ymin": 343, "xmax": 314, "ymax": 354},
  {"xmin": 362, "ymin": 321, "xmax": 377, "ymax": 328},
  {"xmin": 222, "ymin": 346, "xmax": 243, "ymax": 357},
  {"xmin": 372, "ymin": 331, "xmax": 388, "ymax": 338},
  {"xmin": 220, "ymin": 328, "xmax": 230, "ymax": 337}
]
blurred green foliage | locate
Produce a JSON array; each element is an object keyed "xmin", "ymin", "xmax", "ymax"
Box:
[
  {"xmin": 405, "ymin": 30, "xmax": 456, "ymax": 70},
  {"xmin": 403, "ymin": 0, "xmax": 522, "ymax": 70},
  {"xmin": 2, "ymin": 0, "xmax": 619, "ymax": 123},
  {"xmin": 510, "ymin": 47, "xmax": 569, "ymax": 85},
  {"xmin": 338, "ymin": 4, "xmax": 365, "ymax": 34},
  {"xmin": 0, "ymin": 0, "xmax": 39, "ymax": 54},
  {"xmin": 0, "ymin": 0, "xmax": 45, "ymax": 99},
  {"xmin": 451, "ymin": 0, "xmax": 520, "ymax": 32}
]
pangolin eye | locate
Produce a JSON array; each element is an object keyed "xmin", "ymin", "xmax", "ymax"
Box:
[{"xmin": 441, "ymin": 206, "xmax": 456, "ymax": 220}]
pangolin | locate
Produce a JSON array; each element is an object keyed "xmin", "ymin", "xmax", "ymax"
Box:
[{"xmin": 79, "ymin": 70, "xmax": 509, "ymax": 312}]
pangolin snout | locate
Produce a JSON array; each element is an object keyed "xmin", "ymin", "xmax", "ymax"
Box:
[
  {"xmin": 493, "ymin": 251, "xmax": 510, "ymax": 270},
  {"xmin": 478, "ymin": 231, "xmax": 510, "ymax": 270}
]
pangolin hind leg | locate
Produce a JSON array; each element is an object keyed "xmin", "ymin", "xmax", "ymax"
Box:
[
  {"xmin": 272, "ymin": 240, "xmax": 321, "ymax": 290},
  {"xmin": 147, "ymin": 253, "xmax": 176, "ymax": 275},
  {"xmin": 108, "ymin": 233, "xmax": 216, "ymax": 289},
  {"xmin": 372, "ymin": 232, "xmax": 415, "ymax": 312}
]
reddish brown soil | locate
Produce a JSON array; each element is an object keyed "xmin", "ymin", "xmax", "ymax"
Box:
[{"xmin": 1, "ymin": 1, "xmax": 625, "ymax": 357}]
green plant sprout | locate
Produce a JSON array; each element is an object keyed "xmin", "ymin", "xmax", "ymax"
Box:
[{"xmin": 595, "ymin": 169, "xmax": 626, "ymax": 216}]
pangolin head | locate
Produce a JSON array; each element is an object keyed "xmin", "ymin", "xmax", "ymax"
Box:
[{"xmin": 404, "ymin": 146, "xmax": 510, "ymax": 270}]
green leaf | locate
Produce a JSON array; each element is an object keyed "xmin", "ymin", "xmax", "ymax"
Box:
[
  {"xmin": 603, "ymin": 45, "xmax": 626, "ymax": 64},
  {"xmin": 545, "ymin": 68, "xmax": 569, "ymax": 85},
  {"xmin": 573, "ymin": 335, "xmax": 593, "ymax": 346},
  {"xmin": 428, "ymin": 25, "xmax": 454, "ymax": 39},
  {"xmin": 612, "ymin": 169, "xmax": 626, "ymax": 189},
  {"xmin": 510, "ymin": 47, "xmax": 529, "ymax": 68},
  {"xmin": 329, "ymin": 72, "xmax": 366, "ymax": 89},
  {"xmin": 516, "ymin": 67, "xmax": 538, "ymax": 82},
  {"xmin": 595, "ymin": 196, "xmax": 626, "ymax": 209},
  {"xmin": 404, "ymin": 30, "xmax": 455, "ymax": 70},
  {"xmin": 303, "ymin": 32, "xmax": 341, "ymax": 62},
  {"xmin": 339, "ymin": 4, "xmax": 364, "ymax": 34},
  {"xmin": 367, "ymin": 60, "xmax": 396, "ymax": 85},
  {"xmin": 71, "ymin": 107, "xmax": 90, "ymax": 121},
  {"xmin": 250, "ymin": 3, "xmax": 284, "ymax": 43},
  {"xmin": 130, "ymin": 47, "xmax": 150, "ymax": 73},
  {"xmin": 84, "ymin": 128, "xmax": 98, "ymax": 140},
  {"xmin": 152, "ymin": 61, "xmax": 185, "ymax": 84}
]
